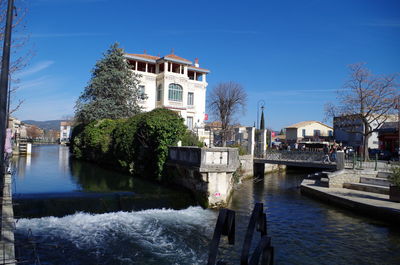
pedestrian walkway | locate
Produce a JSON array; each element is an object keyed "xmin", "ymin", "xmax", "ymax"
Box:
[
  {"xmin": 0, "ymin": 173, "xmax": 16, "ymax": 265},
  {"xmin": 301, "ymin": 179, "xmax": 400, "ymax": 223}
]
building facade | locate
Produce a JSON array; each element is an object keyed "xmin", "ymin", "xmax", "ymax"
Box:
[
  {"xmin": 377, "ymin": 122, "xmax": 399, "ymax": 157},
  {"xmin": 285, "ymin": 121, "xmax": 333, "ymax": 144},
  {"xmin": 60, "ymin": 121, "xmax": 72, "ymax": 144},
  {"xmin": 124, "ymin": 52, "xmax": 209, "ymax": 131},
  {"xmin": 333, "ymin": 114, "xmax": 397, "ymax": 150}
]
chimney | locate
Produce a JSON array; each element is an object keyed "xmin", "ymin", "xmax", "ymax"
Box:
[
  {"xmin": 194, "ymin": 58, "xmax": 199, "ymax": 67},
  {"xmin": 143, "ymin": 49, "xmax": 147, "ymax": 54}
]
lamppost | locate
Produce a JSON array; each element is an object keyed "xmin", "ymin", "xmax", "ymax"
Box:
[
  {"xmin": 257, "ymin": 100, "xmax": 265, "ymax": 129},
  {"xmin": 397, "ymin": 96, "xmax": 400, "ymax": 158},
  {"xmin": 0, "ymin": 0, "xmax": 15, "ymax": 188},
  {"xmin": 0, "ymin": 0, "xmax": 15, "ymax": 232}
]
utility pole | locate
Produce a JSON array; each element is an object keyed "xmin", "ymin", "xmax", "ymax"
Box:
[{"xmin": 0, "ymin": 0, "xmax": 15, "ymax": 196}]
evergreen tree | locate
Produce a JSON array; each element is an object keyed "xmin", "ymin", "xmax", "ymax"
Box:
[
  {"xmin": 75, "ymin": 43, "xmax": 143, "ymax": 124},
  {"xmin": 260, "ymin": 109, "xmax": 265, "ymax": 129}
]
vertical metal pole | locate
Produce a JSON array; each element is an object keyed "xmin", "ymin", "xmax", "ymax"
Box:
[
  {"xmin": 374, "ymin": 153, "xmax": 378, "ymax": 171},
  {"xmin": 397, "ymin": 97, "xmax": 400, "ymax": 159},
  {"xmin": 0, "ymin": 0, "xmax": 15, "ymax": 186}
]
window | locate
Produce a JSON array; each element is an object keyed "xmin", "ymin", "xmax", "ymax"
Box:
[
  {"xmin": 314, "ymin": 130, "xmax": 321, "ymax": 136},
  {"xmin": 168, "ymin": 83, "xmax": 183, "ymax": 101},
  {"xmin": 187, "ymin": 117, "xmax": 193, "ymax": 130},
  {"xmin": 302, "ymin": 129, "xmax": 306, "ymax": 137},
  {"xmin": 157, "ymin": 85, "xmax": 162, "ymax": 101},
  {"xmin": 187, "ymin": 92, "xmax": 194, "ymax": 105},
  {"xmin": 328, "ymin": 130, "xmax": 333, "ymax": 137},
  {"xmin": 138, "ymin": 85, "xmax": 146, "ymax": 100}
]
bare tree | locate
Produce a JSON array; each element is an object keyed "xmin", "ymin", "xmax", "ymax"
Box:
[
  {"xmin": 0, "ymin": 0, "xmax": 32, "ymax": 115},
  {"xmin": 208, "ymin": 82, "xmax": 247, "ymax": 146},
  {"xmin": 26, "ymin": 124, "xmax": 42, "ymax": 140},
  {"xmin": 325, "ymin": 63, "xmax": 399, "ymax": 160}
]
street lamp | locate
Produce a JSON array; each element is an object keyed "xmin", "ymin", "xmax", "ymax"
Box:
[
  {"xmin": 0, "ymin": 0, "xmax": 15, "ymax": 186},
  {"xmin": 257, "ymin": 100, "xmax": 265, "ymax": 129},
  {"xmin": 397, "ymin": 96, "xmax": 400, "ymax": 158}
]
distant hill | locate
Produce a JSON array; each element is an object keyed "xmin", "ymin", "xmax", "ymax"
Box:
[{"xmin": 22, "ymin": 120, "xmax": 64, "ymax": 131}]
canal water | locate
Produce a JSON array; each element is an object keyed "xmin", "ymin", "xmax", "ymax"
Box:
[{"xmin": 13, "ymin": 145, "xmax": 400, "ymax": 264}]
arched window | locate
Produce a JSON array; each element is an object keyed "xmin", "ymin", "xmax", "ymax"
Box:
[{"xmin": 168, "ymin": 83, "xmax": 183, "ymax": 102}]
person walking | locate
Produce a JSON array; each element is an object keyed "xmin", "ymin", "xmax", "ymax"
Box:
[{"xmin": 323, "ymin": 144, "xmax": 331, "ymax": 163}]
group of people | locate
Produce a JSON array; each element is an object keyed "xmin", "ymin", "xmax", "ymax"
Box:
[{"xmin": 323, "ymin": 142, "xmax": 343, "ymax": 163}]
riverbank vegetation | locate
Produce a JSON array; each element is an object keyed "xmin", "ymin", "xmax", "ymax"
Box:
[
  {"xmin": 75, "ymin": 43, "xmax": 143, "ymax": 124},
  {"xmin": 71, "ymin": 108, "xmax": 187, "ymax": 181}
]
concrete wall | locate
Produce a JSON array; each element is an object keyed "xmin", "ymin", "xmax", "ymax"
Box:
[
  {"xmin": 0, "ymin": 173, "xmax": 15, "ymax": 264},
  {"xmin": 327, "ymin": 169, "xmax": 377, "ymax": 188},
  {"xmin": 167, "ymin": 147, "xmax": 239, "ymax": 208},
  {"xmin": 240, "ymin": 155, "xmax": 285, "ymax": 178}
]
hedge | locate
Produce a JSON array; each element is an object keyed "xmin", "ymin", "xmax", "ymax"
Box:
[{"xmin": 70, "ymin": 108, "xmax": 187, "ymax": 181}]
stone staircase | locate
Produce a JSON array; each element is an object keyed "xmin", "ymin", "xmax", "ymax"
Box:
[
  {"xmin": 19, "ymin": 142, "xmax": 28, "ymax": 154},
  {"xmin": 343, "ymin": 171, "xmax": 391, "ymax": 195}
]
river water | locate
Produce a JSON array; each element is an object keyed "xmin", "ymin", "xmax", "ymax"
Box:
[{"xmin": 12, "ymin": 145, "xmax": 400, "ymax": 264}]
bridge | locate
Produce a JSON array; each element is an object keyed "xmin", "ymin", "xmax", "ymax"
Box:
[{"xmin": 254, "ymin": 150, "xmax": 342, "ymax": 175}]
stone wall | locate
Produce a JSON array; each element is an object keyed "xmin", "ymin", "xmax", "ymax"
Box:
[
  {"xmin": 328, "ymin": 169, "xmax": 377, "ymax": 188},
  {"xmin": 239, "ymin": 155, "xmax": 285, "ymax": 178},
  {"xmin": 167, "ymin": 147, "xmax": 239, "ymax": 208}
]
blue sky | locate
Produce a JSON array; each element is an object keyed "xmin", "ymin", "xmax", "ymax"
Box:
[{"xmin": 11, "ymin": 0, "xmax": 400, "ymax": 130}]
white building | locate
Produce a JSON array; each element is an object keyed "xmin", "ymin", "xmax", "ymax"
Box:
[
  {"xmin": 285, "ymin": 121, "xmax": 333, "ymax": 144},
  {"xmin": 124, "ymin": 52, "xmax": 209, "ymax": 131},
  {"xmin": 60, "ymin": 121, "xmax": 72, "ymax": 144}
]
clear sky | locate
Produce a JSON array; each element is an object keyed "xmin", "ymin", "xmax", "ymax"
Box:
[{"xmin": 10, "ymin": 0, "xmax": 400, "ymax": 130}]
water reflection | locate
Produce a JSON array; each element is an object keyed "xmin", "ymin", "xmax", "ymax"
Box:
[
  {"xmin": 13, "ymin": 145, "xmax": 196, "ymax": 218},
  {"xmin": 69, "ymin": 157, "xmax": 135, "ymax": 192},
  {"xmin": 220, "ymin": 172, "xmax": 400, "ymax": 265}
]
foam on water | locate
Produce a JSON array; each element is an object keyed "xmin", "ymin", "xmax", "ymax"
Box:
[{"xmin": 16, "ymin": 206, "xmax": 217, "ymax": 265}]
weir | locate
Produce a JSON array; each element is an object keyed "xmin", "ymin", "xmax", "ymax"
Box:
[{"xmin": 166, "ymin": 147, "xmax": 239, "ymax": 208}]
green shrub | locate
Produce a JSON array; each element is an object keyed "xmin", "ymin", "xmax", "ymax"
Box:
[
  {"xmin": 111, "ymin": 117, "xmax": 139, "ymax": 170},
  {"xmin": 71, "ymin": 119, "xmax": 119, "ymax": 162},
  {"xmin": 389, "ymin": 166, "xmax": 400, "ymax": 186},
  {"xmin": 132, "ymin": 108, "xmax": 186, "ymax": 180},
  {"xmin": 71, "ymin": 108, "xmax": 187, "ymax": 181},
  {"xmin": 181, "ymin": 130, "xmax": 204, "ymax": 147},
  {"xmin": 228, "ymin": 143, "xmax": 248, "ymax": 156}
]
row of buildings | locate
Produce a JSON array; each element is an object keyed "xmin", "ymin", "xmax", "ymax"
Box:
[
  {"xmin": 272, "ymin": 117, "xmax": 398, "ymax": 158},
  {"xmin": 11, "ymin": 50, "xmax": 399, "ymax": 159}
]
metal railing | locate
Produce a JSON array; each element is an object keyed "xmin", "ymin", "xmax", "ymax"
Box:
[
  {"xmin": 208, "ymin": 203, "xmax": 274, "ymax": 265},
  {"xmin": 344, "ymin": 153, "xmax": 395, "ymax": 171},
  {"xmin": 256, "ymin": 150, "xmax": 326, "ymax": 162}
]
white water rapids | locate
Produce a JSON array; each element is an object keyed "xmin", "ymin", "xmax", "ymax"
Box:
[{"xmin": 16, "ymin": 206, "xmax": 217, "ymax": 265}]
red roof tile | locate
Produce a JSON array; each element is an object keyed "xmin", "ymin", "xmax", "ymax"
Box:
[
  {"xmin": 125, "ymin": 53, "xmax": 160, "ymax": 60},
  {"xmin": 164, "ymin": 54, "xmax": 192, "ymax": 63},
  {"xmin": 188, "ymin": 65, "xmax": 210, "ymax": 72}
]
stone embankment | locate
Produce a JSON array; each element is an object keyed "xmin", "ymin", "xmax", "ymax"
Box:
[
  {"xmin": 166, "ymin": 147, "xmax": 240, "ymax": 208},
  {"xmin": 166, "ymin": 148, "xmax": 286, "ymax": 208},
  {"xmin": 239, "ymin": 155, "xmax": 285, "ymax": 178},
  {"xmin": 0, "ymin": 173, "xmax": 16, "ymax": 264},
  {"xmin": 301, "ymin": 168, "xmax": 400, "ymax": 223}
]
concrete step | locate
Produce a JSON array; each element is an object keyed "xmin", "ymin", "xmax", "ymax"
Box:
[
  {"xmin": 377, "ymin": 172, "xmax": 390, "ymax": 179},
  {"xmin": 343, "ymin": 182, "xmax": 389, "ymax": 195},
  {"xmin": 360, "ymin": 177, "xmax": 390, "ymax": 187}
]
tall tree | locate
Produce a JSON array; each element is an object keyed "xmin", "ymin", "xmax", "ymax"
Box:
[
  {"xmin": 75, "ymin": 43, "xmax": 143, "ymax": 124},
  {"xmin": 1, "ymin": 0, "xmax": 31, "ymax": 114},
  {"xmin": 325, "ymin": 63, "xmax": 398, "ymax": 160},
  {"xmin": 260, "ymin": 108, "xmax": 265, "ymax": 130},
  {"xmin": 208, "ymin": 82, "xmax": 247, "ymax": 146}
]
